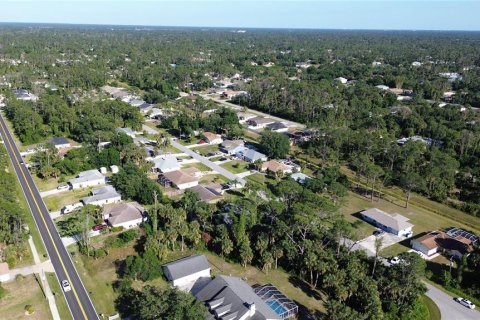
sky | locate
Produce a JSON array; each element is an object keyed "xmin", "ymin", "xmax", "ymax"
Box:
[{"xmin": 0, "ymin": 1, "xmax": 479, "ymax": 31}]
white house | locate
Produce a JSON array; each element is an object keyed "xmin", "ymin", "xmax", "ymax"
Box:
[
  {"xmin": 291, "ymin": 172, "xmax": 310, "ymax": 184},
  {"xmin": 334, "ymin": 77, "xmax": 348, "ymax": 84},
  {"xmin": 116, "ymin": 127, "xmax": 136, "ymax": 138},
  {"xmin": 162, "ymin": 254, "xmax": 211, "ymax": 292},
  {"xmin": 49, "ymin": 137, "xmax": 71, "ymax": 149},
  {"xmin": 151, "ymin": 155, "xmax": 180, "ymax": 173},
  {"xmin": 103, "ymin": 202, "xmax": 146, "ymax": 229},
  {"xmin": 69, "ymin": 169, "xmax": 105, "ymax": 190},
  {"xmin": 237, "ymin": 112, "xmax": 256, "ymax": 124},
  {"xmin": 375, "ymin": 85, "xmax": 390, "ymax": 91},
  {"xmin": 220, "ymin": 140, "xmax": 246, "ymax": 155},
  {"xmin": 203, "ymin": 132, "xmax": 223, "ymax": 144},
  {"xmin": 361, "ymin": 208, "xmax": 414, "ymax": 237},
  {"xmin": 237, "ymin": 148, "xmax": 268, "ymax": 163},
  {"xmin": 81, "ymin": 185, "xmax": 121, "ymax": 207},
  {"xmin": 159, "ymin": 170, "xmax": 199, "ymax": 190},
  {"xmin": 247, "ymin": 117, "xmax": 275, "ymax": 129}
]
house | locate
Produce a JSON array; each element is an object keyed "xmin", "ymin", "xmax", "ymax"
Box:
[
  {"xmin": 69, "ymin": 169, "xmax": 105, "ymax": 190},
  {"xmin": 247, "ymin": 117, "xmax": 275, "ymax": 129},
  {"xmin": 151, "ymin": 155, "xmax": 180, "ymax": 173},
  {"xmin": 412, "ymin": 61, "xmax": 422, "ymax": 67},
  {"xmin": 334, "ymin": 77, "xmax": 348, "ymax": 84},
  {"xmin": 116, "ymin": 127, "xmax": 136, "ymax": 138},
  {"xmin": 361, "ymin": 208, "xmax": 414, "ymax": 237},
  {"xmin": 110, "ymin": 165, "xmax": 119, "ymax": 174},
  {"xmin": 190, "ymin": 184, "xmax": 224, "ymax": 204},
  {"xmin": 81, "ymin": 185, "xmax": 122, "ymax": 207},
  {"xmin": 129, "ymin": 99, "xmax": 146, "ymax": 107},
  {"xmin": 220, "ymin": 139, "xmax": 246, "ymax": 155},
  {"xmin": 237, "ymin": 148, "xmax": 268, "ymax": 163},
  {"xmin": 103, "ymin": 202, "xmax": 146, "ymax": 229},
  {"xmin": 195, "ymin": 275, "xmax": 281, "ymax": 320},
  {"xmin": 160, "ymin": 170, "xmax": 199, "ymax": 190},
  {"xmin": 49, "ymin": 137, "xmax": 71, "ymax": 149},
  {"xmin": 375, "ymin": 85, "xmax": 390, "ymax": 91},
  {"xmin": 203, "ymin": 132, "xmax": 223, "ymax": 144},
  {"xmin": 237, "ymin": 112, "xmax": 256, "ymax": 124},
  {"xmin": 0, "ymin": 262, "xmax": 10, "ymax": 282},
  {"xmin": 261, "ymin": 160, "xmax": 292, "ymax": 174},
  {"xmin": 162, "ymin": 254, "xmax": 211, "ymax": 292},
  {"xmin": 266, "ymin": 122, "xmax": 289, "ymax": 133},
  {"xmin": 291, "ymin": 172, "xmax": 310, "ymax": 184},
  {"xmin": 411, "ymin": 229, "xmax": 477, "ymax": 259}
]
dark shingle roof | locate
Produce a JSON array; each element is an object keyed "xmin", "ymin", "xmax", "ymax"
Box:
[
  {"xmin": 49, "ymin": 137, "xmax": 70, "ymax": 146},
  {"xmin": 162, "ymin": 254, "xmax": 210, "ymax": 281}
]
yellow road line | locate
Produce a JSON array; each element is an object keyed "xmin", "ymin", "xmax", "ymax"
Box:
[{"xmin": 0, "ymin": 118, "xmax": 89, "ymax": 320}]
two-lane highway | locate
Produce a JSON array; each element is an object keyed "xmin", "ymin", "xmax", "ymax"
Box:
[{"xmin": 0, "ymin": 113, "xmax": 98, "ymax": 320}]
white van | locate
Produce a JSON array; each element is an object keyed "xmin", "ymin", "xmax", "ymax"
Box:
[{"xmin": 61, "ymin": 202, "xmax": 84, "ymax": 214}]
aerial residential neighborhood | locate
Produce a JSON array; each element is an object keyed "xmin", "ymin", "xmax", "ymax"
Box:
[{"xmin": 0, "ymin": 2, "xmax": 479, "ymax": 320}]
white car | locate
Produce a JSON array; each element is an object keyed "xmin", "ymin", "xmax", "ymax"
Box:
[
  {"xmin": 61, "ymin": 280, "xmax": 71, "ymax": 292},
  {"xmin": 57, "ymin": 184, "xmax": 70, "ymax": 191},
  {"xmin": 389, "ymin": 256, "xmax": 401, "ymax": 265},
  {"xmin": 455, "ymin": 297, "xmax": 475, "ymax": 309}
]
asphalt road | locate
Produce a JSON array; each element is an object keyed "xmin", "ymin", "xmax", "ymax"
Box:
[
  {"xmin": 424, "ymin": 282, "xmax": 480, "ymax": 320},
  {"xmin": 171, "ymin": 139, "xmax": 247, "ymax": 185},
  {"xmin": 0, "ymin": 113, "xmax": 98, "ymax": 320}
]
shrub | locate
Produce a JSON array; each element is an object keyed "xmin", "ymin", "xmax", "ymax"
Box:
[
  {"xmin": 15, "ymin": 274, "xmax": 25, "ymax": 281},
  {"xmin": 0, "ymin": 284, "xmax": 7, "ymax": 299},
  {"xmin": 24, "ymin": 304, "xmax": 34, "ymax": 315},
  {"xmin": 111, "ymin": 226, "xmax": 124, "ymax": 233}
]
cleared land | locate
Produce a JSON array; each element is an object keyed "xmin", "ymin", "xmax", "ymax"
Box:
[
  {"xmin": 46, "ymin": 272, "xmax": 72, "ymax": 320},
  {"xmin": 0, "ymin": 275, "xmax": 52, "ymax": 320}
]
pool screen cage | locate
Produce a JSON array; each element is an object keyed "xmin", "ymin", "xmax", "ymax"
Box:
[{"xmin": 254, "ymin": 284, "xmax": 298, "ymax": 319}]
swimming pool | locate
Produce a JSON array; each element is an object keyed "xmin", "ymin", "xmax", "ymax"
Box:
[{"xmin": 266, "ymin": 299, "xmax": 287, "ymax": 316}]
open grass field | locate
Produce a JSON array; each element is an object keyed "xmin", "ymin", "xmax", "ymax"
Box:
[
  {"xmin": 45, "ymin": 273, "xmax": 72, "ymax": 320},
  {"xmin": 220, "ymin": 160, "xmax": 250, "ymax": 174},
  {"xmin": 182, "ymin": 162, "xmax": 211, "ymax": 172},
  {"xmin": 32, "ymin": 175, "xmax": 74, "ymax": 192},
  {"xmin": 43, "ymin": 188, "xmax": 92, "ymax": 212},
  {"xmin": 191, "ymin": 144, "xmax": 220, "ymax": 156},
  {"xmin": 0, "ymin": 275, "xmax": 52, "ymax": 320}
]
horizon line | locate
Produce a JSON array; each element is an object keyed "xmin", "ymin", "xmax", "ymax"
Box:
[{"xmin": 0, "ymin": 21, "xmax": 479, "ymax": 33}]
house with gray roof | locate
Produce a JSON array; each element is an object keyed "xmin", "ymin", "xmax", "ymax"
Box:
[
  {"xmin": 220, "ymin": 139, "xmax": 246, "ymax": 155},
  {"xmin": 69, "ymin": 169, "xmax": 105, "ymax": 190},
  {"xmin": 237, "ymin": 148, "xmax": 267, "ymax": 163},
  {"xmin": 291, "ymin": 172, "xmax": 310, "ymax": 184},
  {"xmin": 195, "ymin": 275, "xmax": 281, "ymax": 320},
  {"xmin": 49, "ymin": 137, "xmax": 71, "ymax": 149},
  {"xmin": 361, "ymin": 208, "xmax": 414, "ymax": 237},
  {"xmin": 116, "ymin": 127, "xmax": 136, "ymax": 138},
  {"xmin": 162, "ymin": 254, "xmax": 212, "ymax": 292},
  {"xmin": 103, "ymin": 202, "xmax": 146, "ymax": 230},
  {"xmin": 81, "ymin": 185, "xmax": 121, "ymax": 207},
  {"xmin": 151, "ymin": 155, "xmax": 180, "ymax": 173}
]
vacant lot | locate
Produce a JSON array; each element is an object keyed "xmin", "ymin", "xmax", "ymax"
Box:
[
  {"xmin": 43, "ymin": 188, "xmax": 92, "ymax": 212},
  {"xmin": 0, "ymin": 275, "xmax": 51, "ymax": 320},
  {"xmin": 221, "ymin": 160, "xmax": 250, "ymax": 174},
  {"xmin": 191, "ymin": 144, "xmax": 220, "ymax": 156}
]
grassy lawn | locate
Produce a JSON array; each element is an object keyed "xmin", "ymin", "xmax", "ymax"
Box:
[
  {"xmin": 0, "ymin": 275, "xmax": 52, "ymax": 320},
  {"xmin": 182, "ymin": 162, "xmax": 211, "ymax": 172},
  {"xmin": 45, "ymin": 273, "xmax": 72, "ymax": 320},
  {"xmin": 43, "ymin": 188, "xmax": 92, "ymax": 212},
  {"xmin": 191, "ymin": 144, "xmax": 220, "ymax": 156},
  {"xmin": 220, "ymin": 160, "xmax": 250, "ymax": 174},
  {"xmin": 199, "ymin": 174, "xmax": 229, "ymax": 185},
  {"xmin": 420, "ymin": 295, "xmax": 441, "ymax": 320},
  {"xmin": 32, "ymin": 175, "xmax": 63, "ymax": 192}
]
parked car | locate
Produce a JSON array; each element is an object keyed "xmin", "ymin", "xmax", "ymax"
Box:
[
  {"xmin": 57, "ymin": 184, "xmax": 69, "ymax": 191},
  {"xmin": 61, "ymin": 280, "xmax": 71, "ymax": 292},
  {"xmin": 455, "ymin": 297, "xmax": 476, "ymax": 309},
  {"xmin": 219, "ymin": 157, "xmax": 227, "ymax": 161},
  {"xmin": 92, "ymin": 224, "xmax": 106, "ymax": 232}
]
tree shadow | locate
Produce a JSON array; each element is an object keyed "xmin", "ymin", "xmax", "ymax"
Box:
[{"xmin": 288, "ymin": 275, "xmax": 324, "ymax": 301}]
